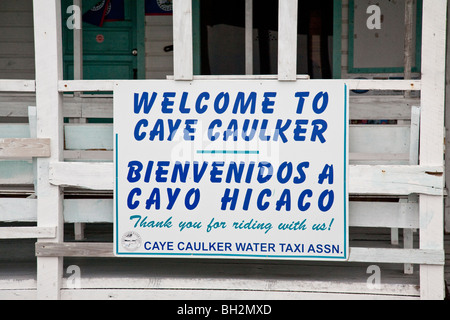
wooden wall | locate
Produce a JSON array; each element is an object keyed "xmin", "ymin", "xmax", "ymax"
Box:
[{"xmin": 0, "ymin": 0, "xmax": 35, "ymax": 80}]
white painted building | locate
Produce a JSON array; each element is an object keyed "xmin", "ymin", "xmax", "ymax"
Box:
[{"xmin": 0, "ymin": 0, "xmax": 448, "ymax": 300}]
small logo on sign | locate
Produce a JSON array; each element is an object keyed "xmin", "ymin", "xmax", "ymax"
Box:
[{"xmin": 121, "ymin": 231, "xmax": 142, "ymax": 251}]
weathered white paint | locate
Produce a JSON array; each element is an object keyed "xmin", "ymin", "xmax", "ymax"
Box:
[
  {"xmin": 278, "ymin": 0, "xmax": 298, "ymax": 81},
  {"xmin": 419, "ymin": 0, "xmax": 447, "ymax": 300},
  {"xmin": 172, "ymin": 0, "xmax": 193, "ymax": 80},
  {"xmin": 0, "ymin": 198, "xmax": 420, "ymax": 229},
  {"xmin": 47, "ymin": 161, "xmax": 443, "ymax": 197},
  {"xmin": 33, "ymin": 0, "xmax": 64, "ymax": 300},
  {"xmin": 0, "ymin": 0, "xmax": 447, "ymax": 300},
  {"xmin": 0, "ymin": 226, "xmax": 56, "ymax": 239},
  {"xmin": 0, "ymin": 138, "xmax": 50, "ymax": 159},
  {"xmin": 34, "ymin": 242, "xmax": 444, "ymax": 266}
]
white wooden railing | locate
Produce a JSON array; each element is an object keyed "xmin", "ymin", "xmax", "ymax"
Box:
[{"xmin": 0, "ymin": 0, "xmax": 447, "ymax": 300}]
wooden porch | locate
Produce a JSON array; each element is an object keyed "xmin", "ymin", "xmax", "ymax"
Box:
[{"xmin": 0, "ymin": 0, "xmax": 448, "ymax": 300}]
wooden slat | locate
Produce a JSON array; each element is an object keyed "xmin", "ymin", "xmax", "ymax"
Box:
[
  {"xmin": 419, "ymin": 0, "xmax": 447, "ymax": 300},
  {"xmin": 58, "ymin": 80, "xmax": 115, "ymax": 92},
  {"xmin": 278, "ymin": 0, "xmax": 298, "ymax": 81},
  {"xmin": 56, "ymin": 79, "xmax": 420, "ymax": 92},
  {"xmin": 0, "ymin": 198, "xmax": 419, "ymax": 229},
  {"xmin": 34, "ymin": 242, "xmax": 445, "ymax": 265},
  {"xmin": 0, "ymin": 80, "xmax": 35, "ymax": 92},
  {"xmin": 63, "ymin": 123, "xmax": 411, "ymax": 154},
  {"xmin": 47, "ymin": 161, "xmax": 443, "ymax": 196},
  {"xmin": 0, "ymin": 138, "xmax": 50, "ymax": 159},
  {"xmin": 349, "ymin": 201, "xmax": 418, "ymax": 228},
  {"xmin": 345, "ymin": 79, "xmax": 421, "ymax": 91},
  {"xmin": 349, "ymin": 165, "xmax": 443, "ymax": 196},
  {"xmin": 172, "ymin": 0, "xmax": 193, "ymax": 80},
  {"xmin": 0, "ymin": 94, "xmax": 418, "ymax": 120},
  {"xmin": 0, "ymin": 226, "xmax": 56, "ymax": 239},
  {"xmin": 33, "ymin": 0, "xmax": 64, "ymax": 300},
  {"xmin": 49, "ymin": 162, "xmax": 114, "ymax": 190},
  {"xmin": 0, "ymin": 198, "xmax": 37, "ymax": 222}
]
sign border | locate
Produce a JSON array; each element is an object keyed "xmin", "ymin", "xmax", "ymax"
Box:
[{"xmin": 113, "ymin": 81, "xmax": 349, "ymax": 261}]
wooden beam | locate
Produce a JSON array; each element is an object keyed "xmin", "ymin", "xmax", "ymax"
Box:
[
  {"xmin": 278, "ymin": 0, "xmax": 298, "ymax": 81},
  {"xmin": 49, "ymin": 162, "xmax": 114, "ymax": 190},
  {"xmin": 349, "ymin": 165, "xmax": 444, "ymax": 196},
  {"xmin": 0, "ymin": 138, "xmax": 50, "ymax": 159},
  {"xmin": 419, "ymin": 0, "xmax": 447, "ymax": 300},
  {"xmin": 0, "ymin": 227, "xmax": 56, "ymax": 239},
  {"xmin": 173, "ymin": 0, "xmax": 193, "ymax": 80},
  {"xmin": 0, "ymin": 198, "xmax": 420, "ymax": 229},
  {"xmin": 58, "ymin": 80, "xmax": 115, "ymax": 92},
  {"xmin": 245, "ymin": 0, "xmax": 253, "ymax": 75},
  {"xmin": 0, "ymin": 80, "xmax": 35, "ymax": 92},
  {"xmin": 34, "ymin": 242, "xmax": 445, "ymax": 265},
  {"xmin": 345, "ymin": 79, "xmax": 421, "ymax": 91},
  {"xmin": 33, "ymin": 0, "xmax": 64, "ymax": 300},
  {"xmin": 47, "ymin": 161, "xmax": 443, "ymax": 196}
]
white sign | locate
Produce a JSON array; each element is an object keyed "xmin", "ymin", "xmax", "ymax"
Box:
[{"xmin": 114, "ymin": 80, "xmax": 348, "ymax": 260}]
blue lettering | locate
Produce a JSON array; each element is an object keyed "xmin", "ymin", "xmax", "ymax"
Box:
[
  {"xmin": 293, "ymin": 120, "xmax": 308, "ymax": 141},
  {"xmin": 161, "ymin": 92, "xmax": 176, "ymax": 113},
  {"xmin": 232, "ymin": 92, "xmax": 256, "ymax": 114},
  {"xmin": 214, "ymin": 92, "xmax": 229, "ymax": 114},
  {"xmin": 179, "ymin": 92, "xmax": 190, "ymax": 113},
  {"xmin": 127, "ymin": 188, "xmax": 141, "ymax": 209},
  {"xmin": 312, "ymin": 92, "xmax": 328, "ymax": 114},
  {"xmin": 261, "ymin": 92, "xmax": 276, "ymax": 114},
  {"xmin": 185, "ymin": 188, "xmax": 200, "ymax": 210},
  {"xmin": 318, "ymin": 189, "xmax": 334, "ymax": 212},
  {"xmin": 134, "ymin": 119, "xmax": 148, "ymax": 141},
  {"xmin": 311, "ymin": 119, "xmax": 328, "ymax": 143},
  {"xmin": 183, "ymin": 119, "xmax": 197, "ymax": 141},
  {"xmin": 295, "ymin": 92, "xmax": 310, "ymax": 114},
  {"xmin": 134, "ymin": 92, "xmax": 157, "ymax": 114},
  {"xmin": 208, "ymin": 119, "xmax": 221, "ymax": 141},
  {"xmin": 127, "ymin": 161, "xmax": 142, "ymax": 182},
  {"xmin": 298, "ymin": 189, "xmax": 312, "ymax": 211},
  {"xmin": 195, "ymin": 92, "xmax": 210, "ymax": 114}
]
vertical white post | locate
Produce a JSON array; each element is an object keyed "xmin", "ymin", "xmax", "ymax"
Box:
[
  {"xmin": 173, "ymin": 0, "xmax": 193, "ymax": 80},
  {"xmin": 33, "ymin": 0, "xmax": 64, "ymax": 300},
  {"xmin": 419, "ymin": 0, "xmax": 447, "ymax": 300},
  {"xmin": 278, "ymin": 0, "xmax": 298, "ymax": 81},
  {"xmin": 245, "ymin": 0, "xmax": 253, "ymax": 75},
  {"xmin": 72, "ymin": 0, "xmax": 85, "ymax": 240}
]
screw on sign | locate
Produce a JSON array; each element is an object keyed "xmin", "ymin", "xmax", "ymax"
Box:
[{"xmin": 96, "ymin": 34, "xmax": 105, "ymax": 43}]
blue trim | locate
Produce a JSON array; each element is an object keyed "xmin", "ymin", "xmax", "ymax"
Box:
[
  {"xmin": 344, "ymin": 84, "xmax": 348, "ymax": 260},
  {"xmin": 115, "ymin": 83, "xmax": 349, "ymax": 260},
  {"xmin": 197, "ymin": 150, "xmax": 259, "ymax": 155},
  {"xmin": 115, "ymin": 133, "xmax": 119, "ymax": 255}
]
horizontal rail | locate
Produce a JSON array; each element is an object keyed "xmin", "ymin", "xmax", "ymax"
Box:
[
  {"xmin": 0, "ymin": 138, "xmax": 50, "ymax": 159},
  {"xmin": 0, "ymin": 227, "xmax": 56, "ymax": 239},
  {"xmin": 58, "ymin": 79, "xmax": 421, "ymax": 92},
  {"xmin": 0, "ymin": 95, "xmax": 419, "ymax": 120},
  {"xmin": 59, "ymin": 80, "xmax": 115, "ymax": 92},
  {"xmin": 34, "ymin": 242, "xmax": 444, "ymax": 265},
  {"xmin": 0, "ymin": 198, "xmax": 419, "ymax": 229},
  {"xmin": 47, "ymin": 162, "xmax": 444, "ymax": 196},
  {"xmin": 0, "ymin": 80, "xmax": 36, "ymax": 92}
]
